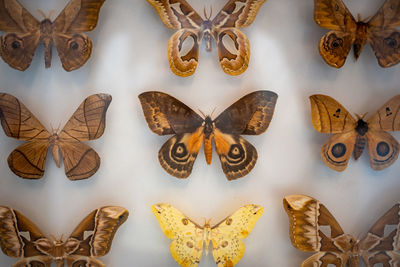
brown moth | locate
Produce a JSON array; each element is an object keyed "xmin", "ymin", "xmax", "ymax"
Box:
[
  {"xmin": 310, "ymin": 94, "xmax": 400, "ymax": 171},
  {"xmin": 138, "ymin": 90, "xmax": 278, "ymax": 180},
  {"xmin": 283, "ymin": 194, "xmax": 400, "ymax": 267},
  {"xmin": 146, "ymin": 0, "xmax": 267, "ymax": 77},
  {"xmin": 0, "ymin": 0, "xmax": 106, "ymax": 71},
  {"xmin": 0, "ymin": 205, "xmax": 129, "ymax": 267},
  {"xmin": 314, "ymin": 0, "xmax": 400, "ymax": 68},
  {"xmin": 0, "ymin": 93, "xmax": 112, "ymax": 180}
]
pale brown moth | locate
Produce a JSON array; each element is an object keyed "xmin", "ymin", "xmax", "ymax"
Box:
[
  {"xmin": 284, "ymin": 194, "xmax": 400, "ymax": 267},
  {"xmin": 146, "ymin": 0, "xmax": 267, "ymax": 77},
  {"xmin": 314, "ymin": 0, "xmax": 400, "ymax": 68},
  {"xmin": 0, "ymin": 93, "xmax": 112, "ymax": 180},
  {"xmin": 0, "ymin": 0, "xmax": 106, "ymax": 71},
  {"xmin": 310, "ymin": 94, "xmax": 400, "ymax": 171},
  {"xmin": 0, "ymin": 205, "xmax": 129, "ymax": 267},
  {"xmin": 139, "ymin": 90, "xmax": 278, "ymax": 180}
]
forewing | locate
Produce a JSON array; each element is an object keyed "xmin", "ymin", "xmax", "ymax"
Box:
[
  {"xmin": 368, "ymin": 95, "xmax": 400, "ymax": 131},
  {"xmin": 59, "ymin": 94, "xmax": 112, "ymax": 142},
  {"xmin": 212, "ymin": 0, "xmax": 266, "ymax": 28},
  {"xmin": 59, "ymin": 141, "xmax": 100, "ymax": 180},
  {"xmin": 214, "ymin": 91, "xmax": 278, "ymax": 135},
  {"xmin": 313, "ymin": 0, "xmax": 356, "ymax": 31},
  {"xmin": 152, "ymin": 204, "xmax": 204, "ymax": 267},
  {"xmin": 138, "ymin": 91, "xmax": 203, "ymax": 135},
  {"xmin": 368, "ymin": 0, "xmax": 400, "ymax": 29},
  {"xmin": 8, "ymin": 142, "xmax": 49, "ymax": 179},
  {"xmin": 369, "ymin": 30, "xmax": 400, "ymax": 68},
  {"xmin": 309, "ymin": 94, "xmax": 356, "ymax": 134},
  {"xmin": 318, "ymin": 31, "xmax": 354, "ymax": 68},
  {"xmin": 301, "ymin": 252, "xmax": 347, "ymax": 267},
  {"xmin": 359, "ymin": 203, "xmax": 400, "ymax": 267},
  {"xmin": 214, "ymin": 28, "xmax": 250, "ymax": 75},
  {"xmin": 168, "ymin": 29, "xmax": 201, "ymax": 77},
  {"xmin": 321, "ymin": 131, "xmax": 357, "ymax": 172},
  {"xmin": 0, "ymin": 0, "xmax": 40, "ymax": 71},
  {"xmin": 0, "ymin": 93, "xmax": 50, "ymax": 141},
  {"xmin": 366, "ymin": 130, "xmax": 399, "ymax": 170},
  {"xmin": 210, "ymin": 205, "xmax": 263, "ymax": 267},
  {"xmin": 146, "ymin": 0, "xmax": 203, "ymax": 29},
  {"xmin": 214, "ymin": 130, "xmax": 257, "ymax": 180},
  {"xmin": 158, "ymin": 129, "xmax": 204, "ymax": 178}
]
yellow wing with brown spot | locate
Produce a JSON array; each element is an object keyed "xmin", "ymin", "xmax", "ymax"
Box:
[
  {"xmin": 152, "ymin": 204, "xmax": 204, "ymax": 267},
  {"xmin": 210, "ymin": 205, "xmax": 264, "ymax": 267}
]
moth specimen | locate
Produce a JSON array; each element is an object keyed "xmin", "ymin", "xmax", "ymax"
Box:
[
  {"xmin": 310, "ymin": 94, "xmax": 400, "ymax": 171},
  {"xmin": 0, "ymin": 0, "xmax": 106, "ymax": 71},
  {"xmin": 146, "ymin": 0, "xmax": 267, "ymax": 76},
  {"xmin": 0, "ymin": 205, "xmax": 128, "ymax": 267},
  {"xmin": 314, "ymin": 0, "xmax": 400, "ymax": 68},
  {"xmin": 283, "ymin": 194, "xmax": 400, "ymax": 267},
  {"xmin": 0, "ymin": 93, "xmax": 112, "ymax": 180},
  {"xmin": 152, "ymin": 203, "xmax": 263, "ymax": 267},
  {"xmin": 139, "ymin": 90, "xmax": 278, "ymax": 180}
]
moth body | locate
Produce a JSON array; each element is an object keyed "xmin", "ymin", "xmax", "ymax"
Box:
[
  {"xmin": 39, "ymin": 19, "xmax": 54, "ymax": 68},
  {"xmin": 201, "ymin": 20, "xmax": 213, "ymax": 52},
  {"xmin": 353, "ymin": 22, "xmax": 368, "ymax": 59},
  {"xmin": 49, "ymin": 133, "xmax": 62, "ymax": 168}
]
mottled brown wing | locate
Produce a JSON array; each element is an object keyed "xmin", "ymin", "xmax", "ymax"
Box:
[
  {"xmin": 365, "ymin": 130, "xmax": 399, "ymax": 171},
  {"xmin": 64, "ymin": 206, "xmax": 129, "ymax": 266},
  {"xmin": 319, "ymin": 31, "xmax": 355, "ymax": 68},
  {"xmin": 212, "ymin": 0, "xmax": 267, "ymax": 28},
  {"xmin": 58, "ymin": 141, "xmax": 100, "ymax": 180},
  {"xmin": 214, "ymin": 91, "xmax": 278, "ymax": 135},
  {"xmin": 368, "ymin": 0, "xmax": 400, "ymax": 29},
  {"xmin": 0, "ymin": 206, "xmax": 53, "ymax": 266},
  {"xmin": 52, "ymin": 0, "xmax": 106, "ymax": 71},
  {"xmin": 0, "ymin": 93, "xmax": 50, "ymax": 141},
  {"xmin": 146, "ymin": 0, "xmax": 203, "ymax": 29},
  {"xmin": 359, "ymin": 203, "xmax": 400, "ymax": 267},
  {"xmin": 368, "ymin": 30, "xmax": 400, "ymax": 68},
  {"xmin": 0, "ymin": 0, "xmax": 41, "ymax": 71},
  {"xmin": 283, "ymin": 195, "xmax": 352, "ymax": 267},
  {"xmin": 309, "ymin": 95, "xmax": 356, "ymax": 134},
  {"xmin": 368, "ymin": 95, "xmax": 400, "ymax": 132},
  {"xmin": 7, "ymin": 142, "xmax": 49, "ymax": 179},
  {"xmin": 138, "ymin": 91, "xmax": 203, "ymax": 135},
  {"xmin": 59, "ymin": 94, "xmax": 112, "ymax": 142},
  {"xmin": 168, "ymin": 28, "xmax": 202, "ymax": 77}
]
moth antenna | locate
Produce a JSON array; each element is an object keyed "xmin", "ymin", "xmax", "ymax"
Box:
[
  {"xmin": 209, "ymin": 6, "xmax": 212, "ymax": 19},
  {"xmin": 59, "ymin": 234, "xmax": 64, "ymax": 242},
  {"xmin": 203, "ymin": 6, "xmax": 212, "ymax": 20},
  {"xmin": 57, "ymin": 122, "xmax": 61, "ymax": 133},
  {"xmin": 49, "ymin": 10, "xmax": 56, "ymax": 20},
  {"xmin": 198, "ymin": 109, "xmax": 206, "ymax": 119},
  {"xmin": 50, "ymin": 234, "xmax": 57, "ymax": 241},
  {"xmin": 37, "ymin": 9, "xmax": 47, "ymax": 19},
  {"xmin": 361, "ymin": 112, "xmax": 368, "ymax": 120},
  {"xmin": 210, "ymin": 107, "xmax": 216, "ymax": 119}
]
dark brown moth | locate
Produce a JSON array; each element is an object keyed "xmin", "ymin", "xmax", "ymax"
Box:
[
  {"xmin": 138, "ymin": 90, "xmax": 278, "ymax": 180},
  {"xmin": 146, "ymin": 0, "xmax": 267, "ymax": 77},
  {"xmin": 0, "ymin": 93, "xmax": 111, "ymax": 180},
  {"xmin": 284, "ymin": 194, "xmax": 400, "ymax": 267},
  {"xmin": 310, "ymin": 94, "xmax": 400, "ymax": 171},
  {"xmin": 314, "ymin": 0, "xmax": 400, "ymax": 68},
  {"xmin": 0, "ymin": 205, "xmax": 128, "ymax": 267},
  {"xmin": 0, "ymin": 0, "xmax": 106, "ymax": 71}
]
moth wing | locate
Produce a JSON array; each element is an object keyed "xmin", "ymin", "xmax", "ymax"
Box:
[
  {"xmin": 367, "ymin": 95, "xmax": 400, "ymax": 132},
  {"xmin": 212, "ymin": 0, "xmax": 266, "ymax": 28},
  {"xmin": 214, "ymin": 91, "xmax": 278, "ymax": 135},
  {"xmin": 301, "ymin": 252, "xmax": 348, "ymax": 267},
  {"xmin": 0, "ymin": 0, "xmax": 40, "ymax": 71},
  {"xmin": 138, "ymin": 91, "xmax": 203, "ymax": 135},
  {"xmin": 146, "ymin": 0, "xmax": 203, "ymax": 29},
  {"xmin": 365, "ymin": 130, "xmax": 399, "ymax": 170},
  {"xmin": 359, "ymin": 203, "xmax": 400, "ymax": 266},
  {"xmin": 321, "ymin": 131, "xmax": 357, "ymax": 172},
  {"xmin": 368, "ymin": 30, "xmax": 400, "ymax": 68},
  {"xmin": 66, "ymin": 206, "xmax": 128, "ymax": 257},
  {"xmin": 0, "ymin": 93, "xmax": 50, "ymax": 141},
  {"xmin": 313, "ymin": 0, "xmax": 357, "ymax": 31},
  {"xmin": 0, "ymin": 206, "xmax": 53, "ymax": 266},
  {"xmin": 210, "ymin": 205, "xmax": 263, "ymax": 267},
  {"xmin": 52, "ymin": 0, "xmax": 106, "ymax": 71},
  {"xmin": 58, "ymin": 141, "xmax": 100, "ymax": 180},
  {"xmin": 168, "ymin": 29, "xmax": 202, "ymax": 77},
  {"xmin": 368, "ymin": 0, "xmax": 400, "ymax": 29},
  {"xmin": 59, "ymin": 93, "xmax": 112, "ymax": 142},
  {"xmin": 152, "ymin": 204, "xmax": 204, "ymax": 267},
  {"xmin": 309, "ymin": 94, "xmax": 356, "ymax": 134},
  {"xmin": 318, "ymin": 31, "xmax": 355, "ymax": 68},
  {"xmin": 8, "ymin": 142, "xmax": 49, "ymax": 179}
]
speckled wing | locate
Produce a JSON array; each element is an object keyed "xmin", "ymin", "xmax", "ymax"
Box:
[
  {"xmin": 283, "ymin": 195, "xmax": 351, "ymax": 267},
  {"xmin": 65, "ymin": 206, "xmax": 129, "ymax": 267},
  {"xmin": 0, "ymin": 206, "xmax": 53, "ymax": 267},
  {"xmin": 359, "ymin": 202, "xmax": 400, "ymax": 267},
  {"xmin": 152, "ymin": 204, "xmax": 204, "ymax": 267},
  {"xmin": 210, "ymin": 204, "xmax": 263, "ymax": 267}
]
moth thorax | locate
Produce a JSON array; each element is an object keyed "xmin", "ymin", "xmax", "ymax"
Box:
[
  {"xmin": 354, "ymin": 23, "xmax": 368, "ymax": 59},
  {"xmin": 40, "ymin": 19, "xmax": 53, "ymax": 35},
  {"xmin": 204, "ymin": 116, "xmax": 213, "ymax": 136},
  {"xmin": 202, "ymin": 21, "xmax": 213, "ymax": 52},
  {"xmin": 355, "ymin": 119, "xmax": 368, "ymax": 136},
  {"xmin": 50, "ymin": 134, "xmax": 61, "ymax": 168},
  {"xmin": 40, "ymin": 19, "xmax": 54, "ymax": 68}
]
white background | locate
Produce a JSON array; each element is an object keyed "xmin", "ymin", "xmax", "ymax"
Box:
[{"xmin": 0, "ymin": 0, "xmax": 399, "ymax": 266}]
